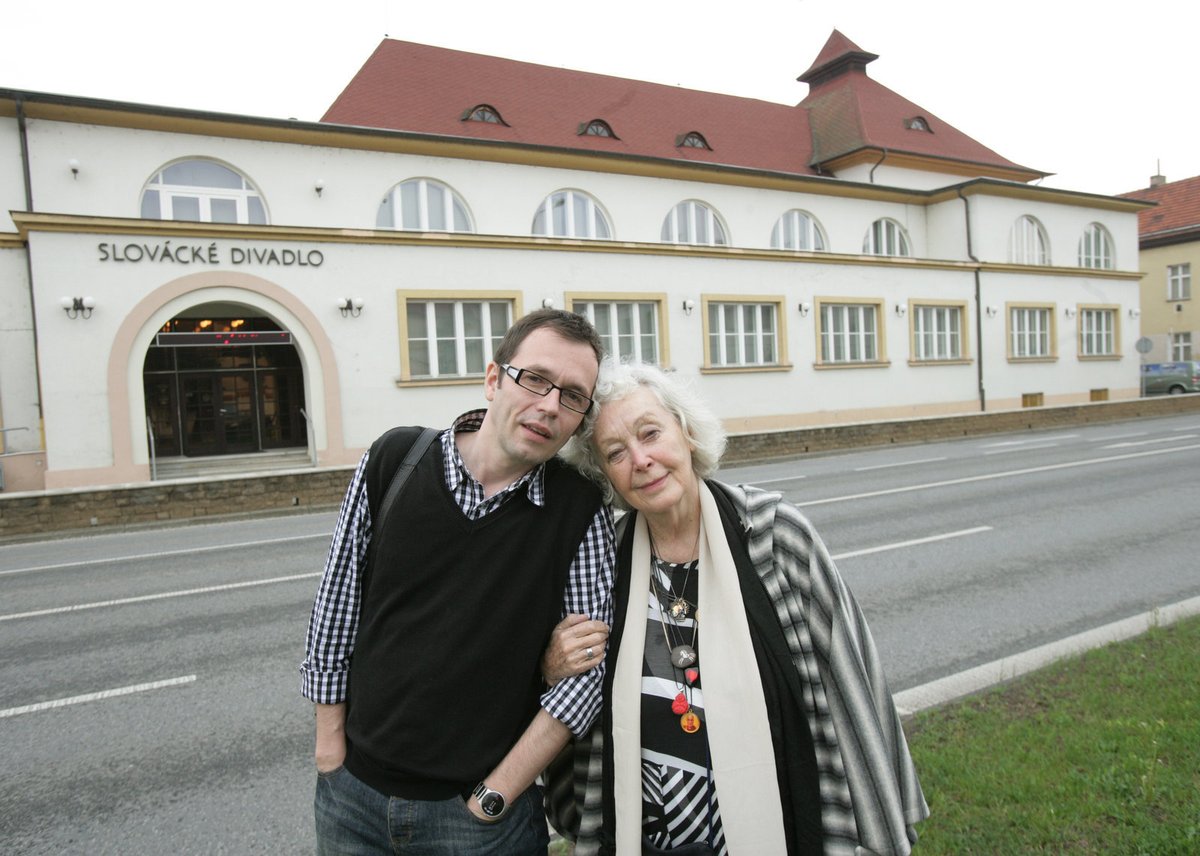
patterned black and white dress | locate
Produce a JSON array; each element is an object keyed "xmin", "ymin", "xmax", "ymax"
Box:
[{"xmin": 639, "ymin": 556, "xmax": 727, "ymax": 855}]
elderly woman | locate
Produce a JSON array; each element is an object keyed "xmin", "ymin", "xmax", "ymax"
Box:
[{"xmin": 548, "ymin": 360, "xmax": 928, "ymax": 856}]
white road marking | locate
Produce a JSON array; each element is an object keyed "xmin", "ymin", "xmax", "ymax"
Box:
[
  {"xmin": 0, "ymin": 533, "xmax": 329, "ymax": 577},
  {"xmin": 795, "ymin": 443, "xmax": 1200, "ymax": 507},
  {"xmin": 0, "ymin": 572, "xmax": 322, "ymax": 622},
  {"xmin": 833, "ymin": 526, "xmax": 992, "ymax": 560},
  {"xmin": 853, "ymin": 457, "xmax": 947, "ymax": 472},
  {"xmin": 1103, "ymin": 434, "xmax": 1198, "ymax": 449},
  {"xmin": 1085, "ymin": 431, "xmax": 1147, "ymax": 442},
  {"xmin": 984, "ymin": 444, "xmax": 1059, "ymax": 455},
  {"xmin": 0, "ymin": 675, "xmax": 197, "ymax": 719},
  {"xmin": 746, "ymin": 473, "xmax": 806, "ymax": 485},
  {"xmin": 981, "ymin": 434, "xmax": 1078, "ymax": 447}
]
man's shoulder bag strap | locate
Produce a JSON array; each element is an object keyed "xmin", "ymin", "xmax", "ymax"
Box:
[{"xmin": 375, "ymin": 426, "xmax": 440, "ymax": 540}]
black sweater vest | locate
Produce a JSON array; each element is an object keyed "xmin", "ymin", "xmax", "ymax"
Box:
[{"xmin": 345, "ymin": 426, "xmax": 602, "ymax": 799}]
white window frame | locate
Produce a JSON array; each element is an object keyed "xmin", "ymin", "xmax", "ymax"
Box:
[
  {"xmin": 532, "ymin": 190, "xmax": 612, "ymax": 239},
  {"xmin": 1078, "ymin": 222, "xmax": 1114, "ymax": 269},
  {"xmin": 1010, "ymin": 215, "xmax": 1049, "ymax": 265},
  {"xmin": 863, "ymin": 218, "xmax": 911, "ymax": 257},
  {"xmin": 771, "ymin": 210, "xmax": 827, "ymax": 251},
  {"xmin": 818, "ymin": 300, "xmax": 884, "ymax": 364},
  {"xmin": 1168, "ymin": 263, "xmax": 1192, "ymax": 301},
  {"xmin": 1078, "ymin": 306, "xmax": 1118, "ymax": 357},
  {"xmin": 702, "ymin": 296, "xmax": 786, "ymax": 369},
  {"xmin": 1171, "ymin": 332, "xmax": 1193, "ymax": 361},
  {"xmin": 911, "ymin": 303, "xmax": 965, "ymax": 361},
  {"xmin": 662, "ymin": 200, "xmax": 728, "ymax": 246},
  {"xmin": 141, "ymin": 159, "xmax": 266, "ymax": 224},
  {"xmin": 398, "ymin": 292, "xmax": 518, "ymax": 383},
  {"xmin": 378, "ymin": 178, "xmax": 473, "ymax": 232},
  {"xmin": 1007, "ymin": 304, "xmax": 1056, "ymax": 360},
  {"xmin": 569, "ymin": 295, "xmax": 664, "ymax": 364}
]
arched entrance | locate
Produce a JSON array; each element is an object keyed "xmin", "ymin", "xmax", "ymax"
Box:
[{"xmin": 143, "ymin": 301, "xmax": 307, "ymax": 458}]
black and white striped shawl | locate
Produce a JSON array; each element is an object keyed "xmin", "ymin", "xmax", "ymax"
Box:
[{"xmin": 548, "ymin": 482, "xmax": 928, "ymax": 855}]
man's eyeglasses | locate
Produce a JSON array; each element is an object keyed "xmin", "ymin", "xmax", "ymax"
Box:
[{"xmin": 500, "ymin": 364, "xmax": 594, "ymax": 414}]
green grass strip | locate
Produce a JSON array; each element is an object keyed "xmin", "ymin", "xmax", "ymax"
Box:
[{"xmin": 907, "ymin": 614, "xmax": 1200, "ymax": 854}]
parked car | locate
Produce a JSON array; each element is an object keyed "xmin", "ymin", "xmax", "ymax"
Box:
[{"xmin": 1141, "ymin": 361, "xmax": 1200, "ymax": 395}]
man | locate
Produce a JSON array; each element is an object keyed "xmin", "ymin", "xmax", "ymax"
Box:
[{"xmin": 301, "ymin": 309, "xmax": 614, "ymax": 854}]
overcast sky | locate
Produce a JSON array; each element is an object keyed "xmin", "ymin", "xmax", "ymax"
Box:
[{"xmin": 6, "ymin": 0, "xmax": 1193, "ymax": 197}]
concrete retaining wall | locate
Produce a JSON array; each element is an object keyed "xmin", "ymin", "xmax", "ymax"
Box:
[{"xmin": 3, "ymin": 394, "xmax": 1198, "ymax": 540}]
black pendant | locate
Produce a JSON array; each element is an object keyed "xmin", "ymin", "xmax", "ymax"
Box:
[{"xmin": 671, "ymin": 644, "xmax": 697, "ymax": 668}]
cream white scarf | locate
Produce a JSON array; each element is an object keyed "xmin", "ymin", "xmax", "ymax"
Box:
[{"xmin": 611, "ymin": 481, "xmax": 788, "ymax": 854}]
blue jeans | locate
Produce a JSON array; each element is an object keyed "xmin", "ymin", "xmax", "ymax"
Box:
[{"xmin": 314, "ymin": 766, "xmax": 549, "ymax": 855}]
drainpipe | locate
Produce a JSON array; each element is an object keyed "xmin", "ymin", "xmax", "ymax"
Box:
[
  {"xmin": 868, "ymin": 148, "xmax": 888, "ymax": 184},
  {"xmin": 15, "ymin": 97, "xmax": 46, "ymax": 427},
  {"xmin": 958, "ymin": 188, "xmax": 986, "ymax": 412}
]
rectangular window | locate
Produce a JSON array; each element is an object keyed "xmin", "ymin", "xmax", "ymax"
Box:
[
  {"xmin": 1009, "ymin": 306, "xmax": 1053, "ymax": 359},
  {"xmin": 706, "ymin": 301, "xmax": 779, "ymax": 366},
  {"xmin": 403, "ymin": 298, "xmax": 512, "ymax": 379},
  {"xmin": 1079, "ymin": 307, "xmax": 1117, "ymax": 356},
  {"xmin": 572, "ymin": 299, "xmax": 661, "ymax": 364},
  {"xmin": 1171, "ymin": 332, "xmax": 1193, "ymax": 361},
  {"xmin": 820, "ymin": 302, "xmax": 879, "ymax": 363},
  {"xmin": 913, "ymin": 304, "xmax": 963, "ymax": 360},
  {"xmin": 1168, "ymin": 263, "xmax": 1191, "ymax": 301}
]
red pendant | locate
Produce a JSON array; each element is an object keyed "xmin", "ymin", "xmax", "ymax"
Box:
[
  {"xmin": 684, "ymin": 668, "xmax": 699, "ymax": 686},
  {"xmin": 680, "ymin": 710, "xmax": 702, "ymax": 733},
  {"xmin": 671, "ymin": 692, "xmax": 689, "ymax": 715}
]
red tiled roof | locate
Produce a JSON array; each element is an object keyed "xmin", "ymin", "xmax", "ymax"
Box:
[
  {"xmin": 1121, "ymin": 175, "xmax": 1200, "ymax": 240},
  {"xmin": 321, "ymin": 34, "xmax": 1039, "ymax": 181}
]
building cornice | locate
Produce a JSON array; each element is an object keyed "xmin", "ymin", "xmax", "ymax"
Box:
[
  {"xmin": 9, "ymin": 211, "xmax": 1144, "ymax": 279},
  {"xmin": 817, "ymin": 147, "xmax": 1046, "ymax": 184}
]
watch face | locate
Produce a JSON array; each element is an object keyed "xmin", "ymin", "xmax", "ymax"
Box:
[{"xmin": 480, "ymin": 791, "xmax": 505, "ymax": 818}]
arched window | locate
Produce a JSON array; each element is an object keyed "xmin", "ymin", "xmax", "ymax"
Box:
[
  {"xmin": 532, "ymin": 190, "xmax": 612, "ymax": 239},
  {"xmin": 1078, "ymin": 222, "xmax": 1114, "ymax": 269},
  {"xmin": 771, "ymin": 210, "xmax": 827, "ymax": 251},
  {"xmin": 462, "ymin": 104, "xmax": 506, "ymax": 125},
  {"xmin": 676, "ymin": 131, "xmax": 711, "ymax": 150},
  {"xmin": 863, "ymin": 218, "xmax": 911, "ymax": 257},
  {"xmin": 140, "ymin": 159, "xmax": 266, "ymax": 224},
  {"xmin": 905, "ymin": 116, "xmax": 931, "ymax": 132},
  {"xmin": 661, "ymin": 200, "xmax": 728, "ymax": 246},
  {"xmin": 377, "ymin": 178, "xmax": 473, "ymax": 232},
  {"xmin": 1010, "ymin": 215, "xmax": 1050, "ymax": 265},
  {"xmin": 580, "ymin": 120, "xmax": 616, "ymax": 138}
]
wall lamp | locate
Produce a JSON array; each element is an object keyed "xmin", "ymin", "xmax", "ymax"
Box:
[
  {"xmin": 337, "ymin": 297, "xmax": 364, "ymax": 317},
  {"xmin": 541, "ymin": 297, "xmax": 555, "ymax": 309},
  {"xmin": 315, "ymin": 179, "xmax": 325, "ymax": 197},
  {"xmin": 985, "ymin": 305, "xmax": 999, "ymax": 318},
  {"xmin": 1064, "ymin": 307, "xmax": 1077, "ymax": 319},
  {"xmin": 1129, "ymin": 308, "xmax": 1141, "ymax": 319},
  {"xmin": 61, "ymin": 296, "xmax": 95, "ymax": 319},
  {"xmin": 894, "ymin": 304, "xmax": 907, "ymax": 317},
  {"xmin": 798, "ymin": 302, "xmax": 811, "ymax": 317},
  {"xmin": 682, "ymin": 299, "xmax": 696, "ymax": 316},
  {"xmin": 68, "ymin": 158, "xmax": 80, "ymax": 179}
]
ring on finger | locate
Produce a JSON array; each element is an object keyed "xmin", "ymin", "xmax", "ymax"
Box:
[{"xmin": 585, "ymin": 647, "xmax": 594, "ymax": 659}]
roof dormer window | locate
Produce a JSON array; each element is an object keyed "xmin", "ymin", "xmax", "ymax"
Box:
[
  {"xmin": 462, "ymin": 104, "xmax": 506, "ymax": 125},
  {"xmin": 579, "ymin": 119, "xmax": 616, "ymax": 138},
  {"xmin": 676, "ymin": 131, "xmax": 711, "ymax": 150},
  {"xmin": 904, "ymin": 116, "xmax": 931, "ymax": 132}
]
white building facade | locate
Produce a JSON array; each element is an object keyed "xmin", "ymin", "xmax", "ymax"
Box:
[{"xmin": 0, "ymin": 35, "xmax": 1147, "ymax": 492}]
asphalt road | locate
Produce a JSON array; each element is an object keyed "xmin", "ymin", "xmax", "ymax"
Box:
[{"xmin": 2, "ymin": 412, "xmax": 1198, "ymax": 854}]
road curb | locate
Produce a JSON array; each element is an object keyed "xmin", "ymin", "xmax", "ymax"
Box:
[{"xmin": 893, "ymin": 594, "xmax": 1200, "ymax": 716}]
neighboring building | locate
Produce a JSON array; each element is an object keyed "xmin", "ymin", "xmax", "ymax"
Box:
[
  {"xmin": 1122, "ymin": 173, "xmax": 1200, "ymax": 363},
  {"xmin": 0, "ymin": 31, "xmax": 1147, "ymax": 492}
]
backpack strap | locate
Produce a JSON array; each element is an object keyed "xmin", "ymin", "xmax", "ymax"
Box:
[{"xmin": 374, "ymin": 426, "xmax": 440, "ymax": 542}]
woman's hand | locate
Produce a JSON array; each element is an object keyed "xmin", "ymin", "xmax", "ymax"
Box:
[{"xmin": 542, "ymin": 613, "xmax": 610, "ymax": 686}]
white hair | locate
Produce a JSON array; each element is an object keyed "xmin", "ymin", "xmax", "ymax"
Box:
[{"xmin": 561, "ymin": 359, "xmax": 727, "ymax": 508}]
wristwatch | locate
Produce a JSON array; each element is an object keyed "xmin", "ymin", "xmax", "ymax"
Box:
[{"xmin": 471, "ymin": 781, "xmax": 507, "ymax": 820}]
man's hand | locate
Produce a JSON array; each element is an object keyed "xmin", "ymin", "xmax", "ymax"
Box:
[
  {"xmin": 315, "ymin": 703, "xmax": 347, "ymax": 773},
  {"xmin": 542, "ymin": 613, "xmax": 609, "ymax": 686}
]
